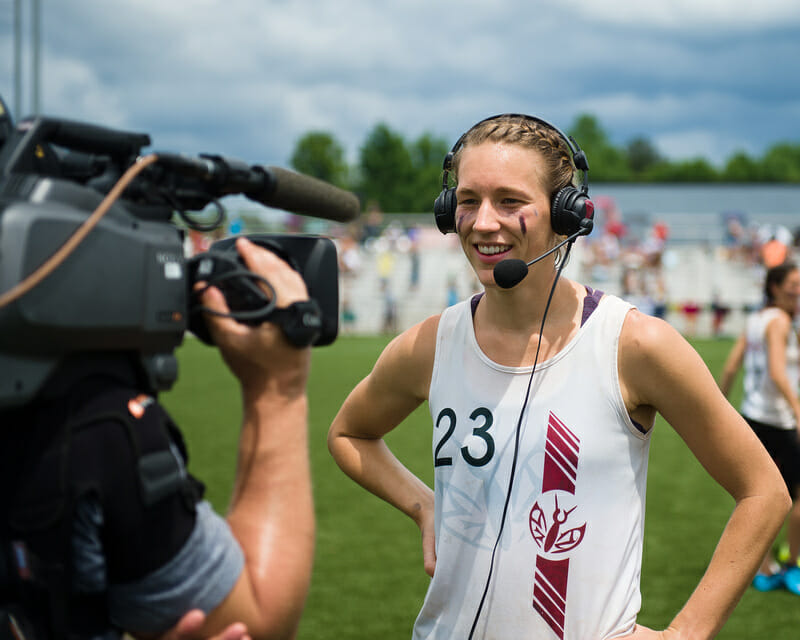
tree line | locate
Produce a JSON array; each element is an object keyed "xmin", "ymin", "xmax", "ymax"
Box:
[{"xmin": 289, "ymin": 114, "xmax": 800, "ymax": 214}]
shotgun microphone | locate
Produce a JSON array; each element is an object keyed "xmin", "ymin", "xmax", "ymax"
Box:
[
  {"xmin": 155, "ymin": 153, "xmax": 361, "ymax": 223},
  {"xmin": 248, "ymin": 165, "xmax": 361, "ymax": 223},
  {"xmin": 493, "ymin": 219, "xmax": 593, "ymax": 289}
]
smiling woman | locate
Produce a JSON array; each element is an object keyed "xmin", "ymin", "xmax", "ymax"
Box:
[
  {"xmin": 447, "ymin": 119, "xmax": 590, "ymax": 290},
  {"xmin": 327, "ymin": 113, "xmax": 790, "ymax": 640}
]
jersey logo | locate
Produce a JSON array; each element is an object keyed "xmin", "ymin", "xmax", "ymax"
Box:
[
  {"xmin": 530, "ymin": 412, "xmax": 585, "ymax": 640},
  {"xmin": 530, "ymin": 494, "xmax": 585, "ymax": 554}
]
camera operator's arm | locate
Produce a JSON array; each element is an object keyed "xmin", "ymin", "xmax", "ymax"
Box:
[
  {"xmin": 192, "ymin": 238, "xmax": 315, "ymax": 640},
  {"xmin": 162, "ymin": 610, "xmax": 249, "ymax": 640}
]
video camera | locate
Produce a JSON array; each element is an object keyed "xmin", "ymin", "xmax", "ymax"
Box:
[{"xmin": 0, "ymin": 97, "xmax": 360, "ymax": 409}]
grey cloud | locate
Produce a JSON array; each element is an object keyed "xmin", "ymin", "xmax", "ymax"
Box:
[{"xmin": 1, "ymin": 0, "xmax": 798, "ymax": 169}]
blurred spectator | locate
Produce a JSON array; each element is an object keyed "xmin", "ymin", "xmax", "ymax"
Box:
[
  {"xmin": 338, "ymin": 227, "xmax": 362, "ymax": 279},
  {"xmin": 337, "ymin": 226, "xmax": 362, "ymax": 332},
  {"xmin": 711, "ymin": 292, "xmax": 732, "ymax": 338},
  {"xmin": 341, "ymin": 295, "xmax": 357, "ymax": 334},
  {"xmin": 620, "ymin": 267, "xmax": 656, "ymax": 316},
  {"xmin": 408, "ymin": 226, "xmax": 421, "ymax": 291},
  {"xmin": 376, "ymin": 242, "xmax": 396, "ymax": 289},
  {"xmin": 762, "ymin": 238, "xmax": 789, "ymax": 269},
  {"xmin": 590, "ymin": 195, "xmax": 625, "ymax": 270},
  {"xmin": 758, "ymin": 224, "xmax": 793, "ymax": 268},
  {"xmin": 361, "ymin": 201, "xmax": 384, "ymax": 247},
  {"xmin": 380, "ymin": 279, "xmax": 398, "ymax": 334},
  {"xmin": 680, "ymin": 300, "xmax": 702, "ymax": 337},
  {"xmin": 641, "ymin": 221, "xmax": 669, "ymax": 268},
  {"xmin": 596, "ymin": 195, "xmax": 627, "ymax": 240},
  {"xmin": 446, "ymin": 275, "xmax": 459, "ymax": 308},
  {"xmin": 722, "ymin": 212, "xmax": 749, "ymax": 261}
]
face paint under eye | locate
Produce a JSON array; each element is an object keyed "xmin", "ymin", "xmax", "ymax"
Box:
[
  {"xmin": 519, "ymin": 215, "xmax": 527, "ymax": 235},
  {"xmin": 456, "ymin": 212, "xmax": 465, "ymax": 234}
]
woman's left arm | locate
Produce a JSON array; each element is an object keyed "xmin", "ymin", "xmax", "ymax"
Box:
[{"xmin": 619, "ymin": 311, "xmax": 791, "ymax": 640}]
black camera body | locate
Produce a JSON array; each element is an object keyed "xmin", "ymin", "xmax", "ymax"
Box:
[
  {"xmin": 188, "ymin": 234, "xmax": 339, "ymax": 347},
  {"xmin": 0, "ymin": 173, "xmax": 188, "ymax": 407},
  {"xmin": 0, "ymin": 107, "xmax": 351, "ymax": 409}
]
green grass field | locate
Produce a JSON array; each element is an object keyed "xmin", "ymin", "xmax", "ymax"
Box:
[{"xmin": 161, "ymin": 335, "xmax": 800, "ymax": 639}]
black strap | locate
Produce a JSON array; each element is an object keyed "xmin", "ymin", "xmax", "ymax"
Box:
[{"xmin": 270, "ymin": 299, "xmax": 322, "ymax": 347}]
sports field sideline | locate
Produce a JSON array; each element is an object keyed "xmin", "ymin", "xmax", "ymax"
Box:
[
  {"xmin": 337, "ymin": 231, "xmax": 769, "ymax": 340},
  {"xmin": 163, "ymin": 334, "xmax": 800, "ymax": 639}
]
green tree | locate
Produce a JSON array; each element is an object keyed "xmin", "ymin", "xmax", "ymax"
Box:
[
  {"xmin": 408, "ymin": 132, "xmax": 449, "ymax": 213},
  {"xmin": 290, "ymin": 131, "xmax": 349, "ymax": 188},
  {"xmin": 722, "ymin": 151, "xmax": 760, "ymax": 182},
  {"xmin": 357, "ymin": 123, "xmax": 416, "ymax": 212},
  {"xmin": 568, "ymin": 114, "xmax": 631, "ymax": 181},
  {"xmin": 626, "ymin": 136, "xmax": 662, "ymax": 178},
  {"xmin": 644, "ymin": 158, "xmax": 718, "ymax": 182},
  {"xmin": 291, "ymin": 114, "xmax": 800, "ymax": 196},
  {"xmin": 759, "ymin": 143, "xmax": 800, "ymax": 183}
]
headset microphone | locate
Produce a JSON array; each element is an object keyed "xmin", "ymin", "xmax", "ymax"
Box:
[{"xmin": 493, "ymin": 218, "xmax": 593, "ymax": 289}]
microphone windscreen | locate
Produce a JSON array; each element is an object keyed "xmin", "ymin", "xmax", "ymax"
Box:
[
  {"xmin": 493, "ymin": 259, "xmax": 529, "ymax": 289},
  {"xmin": 250, "ymin": 166, "xmax": 361, "ymax": 223}
]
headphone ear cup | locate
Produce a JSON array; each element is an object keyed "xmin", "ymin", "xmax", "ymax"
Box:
[
  {"xmin": 434, "ymin": 187, "xmax": 457, "ymax": 234},
  {"xmin": 551, "ymin": 187, "xmax": 594, "ymax": 237}
]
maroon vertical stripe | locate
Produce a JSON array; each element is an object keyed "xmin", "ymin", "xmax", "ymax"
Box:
[
  {"xmin": 542, "ymin": 413, "xmax": 580, "ymax": 494},
  {"xmin": 533, "ymin": 555, "xmax": 569, "ymax": 639}
]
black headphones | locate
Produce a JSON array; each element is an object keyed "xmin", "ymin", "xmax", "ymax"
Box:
[{"xmin": 433, "ymin": 113, "xmax": 594, "ymax": 237}]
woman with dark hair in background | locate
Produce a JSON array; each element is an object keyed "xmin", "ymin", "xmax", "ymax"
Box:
[{"xmin": 721, "ymin": 261, "xmax": 800, "ymax": 594}]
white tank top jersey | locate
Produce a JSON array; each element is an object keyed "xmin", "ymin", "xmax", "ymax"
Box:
[
  {"xmin": 741, "ymin": 306, "xmax": 800, "ymax": 429},
  {"xmin": 414, "ymin": 292, "xmax": 650, "ymax": 640}
]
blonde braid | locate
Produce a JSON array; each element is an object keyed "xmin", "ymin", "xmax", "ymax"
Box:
[{"xmin": 452, "ymin": 115, "xmax": 576, "ymax": 200}]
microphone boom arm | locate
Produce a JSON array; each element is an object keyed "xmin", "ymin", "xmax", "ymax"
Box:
[{"xmin": 493, "ymin": 224, "xmax": 591, "ymax": 289}]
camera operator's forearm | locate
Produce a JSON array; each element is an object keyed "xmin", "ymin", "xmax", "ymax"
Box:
[
  {"xmin": 223, "ymin": 389, "xmax": 314, "ymax": 640},
  {"xmin": 194, "ymin": 237, "xmax": 316, "ymax": 639}
]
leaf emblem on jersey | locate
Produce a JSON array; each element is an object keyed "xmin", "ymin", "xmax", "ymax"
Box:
[
  {"xmin": 439, "ymin": 483, "xmax": 493, "ymax": 548},
  {"xmin": 529, "ymin": 493, "xmax": 586, "ymax": 554}
]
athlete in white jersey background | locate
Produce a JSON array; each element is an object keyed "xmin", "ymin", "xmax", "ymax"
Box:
[
  {"xmin": 328, "ymin": 114, "xmax": 789, "ymax": 639},
  {"xmin": 720, "ymin": 261, "xmax": 800, "ymax": 594}
]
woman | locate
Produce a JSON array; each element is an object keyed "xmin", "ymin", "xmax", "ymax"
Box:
[
  {"xmin": 328, "ymin": 114, "xmax": 788, "ymax": 639},
  {"xmin": 720, "ymin": 261, "xmax": 800, "ymax": 593}
]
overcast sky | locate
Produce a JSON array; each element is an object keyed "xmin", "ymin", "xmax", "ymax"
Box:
[{"xmin": 2, "ymin": 0, "xmax": 799, "ymax": 171}]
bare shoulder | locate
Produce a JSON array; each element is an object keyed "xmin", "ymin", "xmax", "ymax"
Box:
[
  {"xmin": 618, "ymin": 308, "xmax": 716, "ymax": 413},
  {"xmin": 619, "ymin": 307, "xmax": 701, "ymax": 373},
  {"xmin": 379, "ymin": 314, "xmax": 440, "ymax": 366},
  {"xmin": 766, "ymin": 308, "xmax": 792, "ymax": 333},
  {"xmin": 371, "ymin": 314, "xmax": 441, "ymax": 400},
  {"xmin": 618, "ymin": 308, "xmax": 678, "ymax": 356}
]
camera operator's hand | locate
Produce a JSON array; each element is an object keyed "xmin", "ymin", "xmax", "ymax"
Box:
[
  {"xmin": 193, "ymin": 236, "xmax": 315, "ymax": 640},
  {"xmin": 198, "ymin": 237, "xmax": 311, "ymax": 395}
]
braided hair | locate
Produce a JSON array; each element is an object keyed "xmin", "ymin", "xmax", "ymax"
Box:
[
  {"xmin": 450, "ymin": 115, "xmax": 577, "ymax": 204},
  {"xmin": 449, "ymin": 115, "xmax": 579, "ymax": 263}
]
